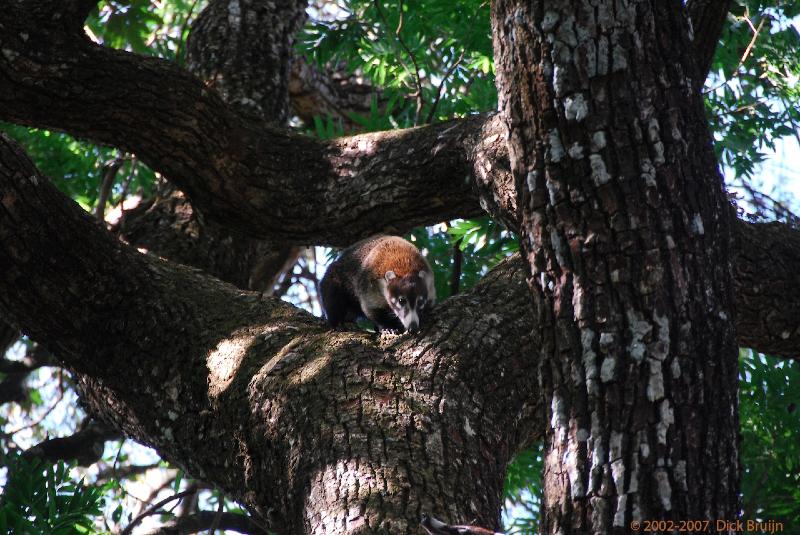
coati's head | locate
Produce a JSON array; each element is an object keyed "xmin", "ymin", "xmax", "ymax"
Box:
[{"xmin": 381, "ymin": 270, "xmax": 432, "ymax": 333}]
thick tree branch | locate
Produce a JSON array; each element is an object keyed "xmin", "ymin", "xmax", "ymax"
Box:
[
  {"xmin": 733, "ymin": 220, "xmax": 800, "ymax": 358},
  {"xmin": 0, "ymin": 371, "xmax": 27, "ymax": 404},
  {"xmin": 142, "ymin": 510, "xmax": 267, "ymax": 535},
  {"xmin": 0, "ymin": 319, "xmax": 18, "ymax": 356},
  {"xmin": 0, "ymin": 133, "xmax": 538, "ymax": 532},
  {"xmin": 22, "ymin": 420, "xmax": 121, "ymax": 466},
  {"xmin": 115, "ymin": 184, "xmax": 289, "ymax": 291},
  {"xmin": 0, "ymin": 4, "xmax": 487, "ymax": 246},
  {"xmin": 0, "ymin": 344, "xmax": 55, "ymax": 405},
  {"xmin": 31, "ymin": 0, "xmax": 99, "ymax": 32}
]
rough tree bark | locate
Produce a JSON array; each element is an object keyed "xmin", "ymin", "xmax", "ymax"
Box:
[
  {"xmin": 118, "ymin": 0, "xmax": 309, "ymax": 291},
  {"xmin": 1, "ymin": 1, "xmax": 800, "ymax": 534},
  {"xmin": 186, "ymin": 0, "xmax": 307, "ymax": 125},
  {"xmin": 0, "ymin": 134, "xmax": 539, "ymax": 533},
  {"xmin": 114, "ymin": 0, "xmax": 386, "ymax": 291},
  {"xmin": 492, "ymin": 0, "xmax": 738, "ymax": 532}
]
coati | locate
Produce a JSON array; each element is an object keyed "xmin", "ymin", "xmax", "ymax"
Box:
[{"xmin": 320, "ymin": 235, "xmax": 436, "ymax": 333}]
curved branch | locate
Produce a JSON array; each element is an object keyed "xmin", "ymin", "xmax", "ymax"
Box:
[
  {"xmin": 115, "ymin": 184, "xmax": 295, "ymax": 291},
  {"xmin": 0, "ymin": 4, "xmax": 488, "ymax": 246},
  {"xmin": 121, "ymin": 490, "xmax": 198, "ymax": 535},
  {"xmin": 117, "ymin": 0, "xmax": 308, "ymax": 291},
  {"xmin": 22, "ymin": 420, "xmax": 121, "ymax": 466},
  {"xmin": 733, "ymin": 220, "xmax": 800, "ymax": 358},
  {"xmin": 142, "ymin": 510, "xmax": 267, "ymax": 535}
]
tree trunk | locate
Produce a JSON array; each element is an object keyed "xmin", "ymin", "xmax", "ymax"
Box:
[{"xmin": 492, "ymin": 0, "xmax": 739, "ymax": 532}]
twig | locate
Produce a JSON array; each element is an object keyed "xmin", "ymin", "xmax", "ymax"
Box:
[
  {"xmin": 782, "ymin": 102, "xmax": 800, "ymax": 152},
  {"xmin": 2, "ymin": 376, "xmax": 65, "ymax": 437},
  {"xmin": 140, "ymin": 510, "xmax": 268, "ymax": 535},
  {"xmin": 121, "ymin": 489, "xmax": 196, "ymax": 535},
  {"xmin": 450, "ymin": 239, "xmax": 463, "ymax": 296},
  {"xmin": 173, "ymin": 0, "xmax": 201, "ymax": 63},
  {"xmin": 713, "ymin": 99, "xmax": 765, "ymax": 118},
  {"xmin": 733, "ymin": 180, "xmax": 800, "ymax": 226},
  {"xmin": 114, "ymin": 157, "xmax": 138, "ymax": 212},
  {"xmin": 94, "ymin": 154, "xmax": 124, "ymax": 220},
  {"xmin": 140, "ymin": 475, "xmax": 181, "ymax": 512},
  {"xmin": 374, "ymin": 0, "xmax": 425, "ymax": 124},
  {"xmin": 209, "ymin": 490, "xmax": 225, "ymax": 535},
  {"xmin": 309, "ymin": 247, "xmax": 321, "ymax": 301},
  {"xmin": 421, "ymin": 513, "xmax": 500, "ymax": 535},
  {"xmin": 425, "ymin": 49, "xmax": 466, "ymax": 124},
  {"xmin": 274, "ymin": 270, "xmax": 296, "ymax": 298},
  {"xmin": 704, "ymin": 12, "xmax": 766, "ymax": 95},
  {"xmin": 95, "ymin": 462, "xmax": 160, "ymax": 484}
]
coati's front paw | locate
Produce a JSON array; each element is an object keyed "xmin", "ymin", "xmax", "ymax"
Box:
[{"xmin": 379, "ymin": 328, "xmax": 402, "ymax": 336}]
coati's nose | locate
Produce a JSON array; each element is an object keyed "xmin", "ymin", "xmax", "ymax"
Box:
[{"xmin": 407, "ymin": 321, "xmax": 419, "ymax": 334}]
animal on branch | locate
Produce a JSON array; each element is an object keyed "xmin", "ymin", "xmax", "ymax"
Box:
[{"xmin": 320, "ymin": 235, "xmax": 436, "ymax": 333}]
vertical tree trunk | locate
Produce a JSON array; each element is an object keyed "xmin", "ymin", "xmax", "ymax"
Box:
[{"xmin": 491, "ymin": 1, "xmax": 739, "ymax": 532}]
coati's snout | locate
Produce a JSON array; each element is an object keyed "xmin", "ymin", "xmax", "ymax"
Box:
[{"xmin": 383, "ymin": 270, "xmax": 431, "ymax": 333}]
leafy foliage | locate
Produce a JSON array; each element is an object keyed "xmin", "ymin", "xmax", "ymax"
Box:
[
  {"xmin": 299, "ymin": 0, "xmax": 497, "ymax": 127},
  {"xmin": 0, "ymin": 454, "xmax": 107, "ymax": 534},
  {"xmin": 86, "ymin": 0, "xmax": 204, "ymax": 62},
  {"xmin": 739, "ymin": 350, "xmax": 800, "ymax": 521},
  {"xmin": 0, "ymin": 123, "xmax": 154, "ymax": 211},
  {"xmin": 503, "ymin": 444, "xmax": 542, "ymax": 534},
  {"xmin": 706, "ymin": 2, "xmax": 800, "ymax": 184},
  {"xmin": 407, "ymin": 219, "xmax": 517, "ymax": 301}
]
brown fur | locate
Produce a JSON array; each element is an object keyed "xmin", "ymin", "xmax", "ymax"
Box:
[{"xmin": 359, "ymin": 236, "xmax": 429, "ymax": 279}]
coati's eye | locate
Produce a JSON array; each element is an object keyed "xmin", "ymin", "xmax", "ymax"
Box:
[
  {"xmin": 398, "ymin": 297, "xmax": 407, "ymax": 306},
  {"xmin": 418, "ymin": 297, "xmax": 427, "ymax": 306}
]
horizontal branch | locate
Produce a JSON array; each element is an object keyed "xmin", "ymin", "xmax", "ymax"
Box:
[
  {"xmin": 95, "ymin": 462, "xmax": 162, "ymax": 483},
  {"xmin": 733, "ymin": 219, "xmax": 800, "ymax": 358},
  {"xmin": 142, "ymin": 510, "xmax": 267, "ymax": 535},
  {"xmin": 22, "ymin": 420, "xmax": 121, "ymax": 466},
  {"xmin": 0, "ymin": 344, "xmax": 54, "ymax": 405},
  {"xmin": 0, "ymin": 4, "xmax": 498, "ymax": 246}
]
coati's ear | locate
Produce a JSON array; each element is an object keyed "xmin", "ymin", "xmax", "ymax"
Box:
[
  {"xmin": 419, "ymin": 270, "xmax": 427, "ymax": 280},
  {"xmin": 384, "ymin": 271, "xmax": 397, "ymax": 281}
]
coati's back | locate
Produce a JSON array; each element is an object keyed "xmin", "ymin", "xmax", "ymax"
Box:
[{"xmin": 320, "ymin": 235, "xmax": 436, "ymax": 333}]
